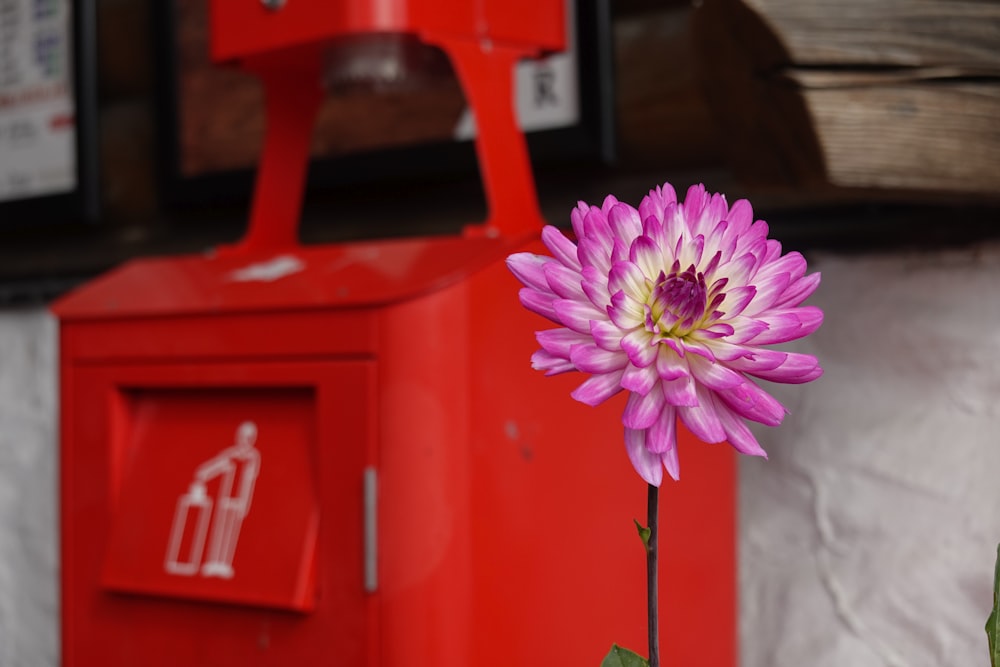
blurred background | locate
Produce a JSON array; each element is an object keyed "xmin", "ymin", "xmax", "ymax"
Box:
[{"xmin": 1, "ymin": 0, "xmax": 999, "ymax": 664}]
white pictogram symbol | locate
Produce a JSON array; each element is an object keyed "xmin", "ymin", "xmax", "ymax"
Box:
[{"xmin": 165, "ymin": 421, "xmax": 261, "ymax": 579}]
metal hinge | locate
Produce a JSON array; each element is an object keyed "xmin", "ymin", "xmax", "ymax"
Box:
[{"xmin": 363, "ymin": 466, "xmax": 378, "ymax": 593}]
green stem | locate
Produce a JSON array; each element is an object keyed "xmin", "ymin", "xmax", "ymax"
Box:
[{"xmin": 647, "ymin": 483, "xmax": 660, "ymax": 667}]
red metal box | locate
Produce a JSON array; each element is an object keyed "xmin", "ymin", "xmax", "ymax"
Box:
[
  {"xmin": 209, "ymin": 0, "xmax": 564, "ymax": 65},
  {"xmin": 53, "ymin": 234, "xmax": 736, "ymax": 666}
]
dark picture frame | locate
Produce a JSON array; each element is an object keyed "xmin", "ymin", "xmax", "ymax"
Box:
[
  {"xmin": 0, "ymin": 0, "xmax": 99, "ymax": 226},
  {"xmin": 154, "ymin": 0, "xmax": 614, "ymax": 209}
]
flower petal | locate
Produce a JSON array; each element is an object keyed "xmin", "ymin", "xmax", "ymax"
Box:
[
  {"xmin": 601, "ymin": 194, "xmax": 621, "ymax": 215},
  {"xmin": 725, "ymin": 348, "xmax": 787, "ymax": 372},
  {"xmin": 543, "ymin": 263, "xmax": 586, "ymax": 300},
  {"xmin": 581, "ymin": 208, "xmax": 614, "ymax": 251},
  {"xmin": 608, "ymin": 290, "xmax": 645, "ymax": 329},
  {"xmin": 687, "ymin": 353, "xmax": 744, "ymax": 390},
  {"xmin": 609, "ymin": 261, "xmax": 649, "ymax": 300},
  {"xmin": 717, "ymin": 380, "xmax": 786, "ymax": 426},
  {"xmin": 581, "ymin": 203, "xmax": 611, "ymax": 233},
  {"xmin": 721, "ymin": 251, "xmax": 758, "ymax": 288},
  {"xmin": 718, "ymin": 285, "xmax": 756, "ymax": 318},
  {"xmin": 608, "ymin": 202, "xmax": 643, "ymax": 240},
  {"xmin": 655, "ymin": 346, "xmax": 689, "ymax": 380},
  {"xmin": 678, "ymin": 384, "xmax": 726, "ymax": 443},
  {"xmin": 622, "ymin": 329, "xmax": 658, "ymax": 368},
  {"xmin": 662, "ymin": 205, "xmax": 688, "ymax": 259},
  {"xmin": 745, "ymin": 306, "xmax": 823, "ymax": 345},
  {"xmin": 678, "ymin": 234, "xmax": 705, "ymax": 270},
  {"xmin": 629, "ymin": 236, "xmax": 663, "ymax": 283},
  {"xmin": 742, "ymin": 271, "xmax": 791, "ymax": 315},
  {"xmin": 621, "ymin": 362, "xmax": 658, "ymax": 395},
  {"xmin": 571, "ymin": 370, "xmax": 625, "ymax": 406},
  {"xmin": 570, "ymin": 344, "xmax": 628, "ymax": 374},
  {"xmin": 570, "ymin": 201, "xmax": 590, "ymax": 239},
  {"xmin": 541, "ymin": 226, "xmax": 581, "ymax": 270},
  {"xmin": 553, "ymin": 299, "xmax": 605, "ymax": 334},
  {"xmin": 611, "ymin": 237, "xmax": 630, "ymax": 265},
  {"xmin": 703, "ymin": 340, "xmax": 754, "ymax": 362},
  {"xmin": 641, "ymin": 212, "xmax": 668, "ymax": 251},
  {"xmin": 591, "ymin": 319, "xmax": 625, "ymax": 352},
  {"xmin": 681, "ymin": 184, "xmax": 709, "ymax": 226},
  {"xmin": 677, "ymin": 408, "xmax": 721, "ymax": 444},
  {"xmin": 708, "ymin": 222, "xmax": 738, "ymax": 269},
  {"xmin": 578, "ymin": 237, "xmax": 612, "ymax": 274},
  {"xmin": 639, "ymin": 183, "xmax": 677, "ymax": 223},
  {"xmin": 716, "ymin": 401, "xmax": 767, "ymax": 457},
  {"xmin": 662, "ymin": 373, "xmax": 697, "ymax": 407},
  {"xmin": 506, "ymin": 252, "xmax": 554, "ymax": 292},
  {"xmin": 677, "ymin": 337, "xmax": 716, "ymax": 361},
  {"xmin": 536, "ymin": 327, "xmax": 589, "ymax": 358},
  {"xmin": 700, "ymin": 322, "xmax": 736, "ymax": 339},
  {"xmin": 725, "ymin": 198, "xmax": 753, "ymax": 236},
  {"xmin": 518, "ymin": 288, "xmax": 559, "ymax": 323},
  {"xmin": 581, "ymin": 265, "xmax": 612, "ymax": 309},
  {"xmin": 739, "ymin": 220, "xmax": 770, "ymax": 252},
  {"xmin": 530, "ymin": 350, "xmax": 576, "ymax": 375},
  {"xmin": 755, "ymin": 250, "xmax": 808, "ymax": 284},
  {"xmin": 662, "ymin": 446, "xmax": 680, "ymax": 481},
  {"xmin": 733, "ymin": 221, "xmax": 768, "ymax": 258},
  {"xmin": 623, "ymin": 384, "xmax": 665, "ymax": 429},
  {"xmin": 726, "ymin": 316, "xmax": 770, "ymax": 344},
  {"xmin": 625, "ymin": 427, "xmax": 663, "ymax": 487},
  {"xmin": 775, "ymin": 272, "xmax": 821, "ymax": 308},
  {"xmin": 762, "ymin": 238, "xmax": 782, "ymax": 264},
  {"xmin": 744, "ymin": 353, "xmax": 823, "ymax": 384},
  {"xmin": 647, "ymin": 405, "xmax": 676, "ymax": 453}
]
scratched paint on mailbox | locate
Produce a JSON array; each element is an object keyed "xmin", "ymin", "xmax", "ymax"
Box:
[{"xmin": 103, "ymin": 388, "xmax": 320, "ymax": 611}]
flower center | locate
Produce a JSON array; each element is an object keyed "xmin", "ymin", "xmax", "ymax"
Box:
[{"xmin": 643, "ymin": 260, "xmax": 725, "ymax": 338}]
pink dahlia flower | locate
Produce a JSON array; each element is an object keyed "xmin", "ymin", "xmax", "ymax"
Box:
[{"xmin": 506, "ymin": 183, "xmax": 823, "ymax": 486}]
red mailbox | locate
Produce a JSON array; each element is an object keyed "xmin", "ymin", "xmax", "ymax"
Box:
[{"xmin": 53, "ymin": 0, "xmax": 736, "ymax": 664}]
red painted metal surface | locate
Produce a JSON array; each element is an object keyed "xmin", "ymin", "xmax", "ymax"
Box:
[
  {"xmin": 52, "ymin": 0, "xmax": 736, "ymax": 664},
  {"xmin": 102, "ymin": 387, "xmax": 320, "ymax": 611},
  {"xmin": 215, "ymin": 0, "xmax": 557, "ymax": 253},
  {"xmin": 209, "ymin": 0, "xmax": 563, "ymax": 64},
  {"xmin": 54, "ymin": 236, "xmax": 737, "ymax": 667},
  {"xmin": 59, "ymin": 357, "xmax": 375, "ymax": 665}
]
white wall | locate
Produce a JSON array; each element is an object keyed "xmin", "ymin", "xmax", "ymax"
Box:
[
  {"xmin": 0, "ymin": 308, "xmax": 58, "ymax": 667},
  {"xmin": 742, "ymin": 247, "xmax": 1000, "ymax": 667},
  {"xmin": 1, "ymin": 244, "xmax": 998, "ymax": 666}
]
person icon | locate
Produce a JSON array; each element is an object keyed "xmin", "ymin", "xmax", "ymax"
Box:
[{"xmin": 164, "ymin": 421, "xmax": 261, "ymax": 579}]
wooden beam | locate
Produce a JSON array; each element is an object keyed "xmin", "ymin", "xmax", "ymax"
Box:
[{"xmin": 692, "ymin": 0, "xmax": 1000, "ymax": 199}]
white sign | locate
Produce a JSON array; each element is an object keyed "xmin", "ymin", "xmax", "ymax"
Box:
[
  {"xmin": 452, "ymin": 0, "xmax": 580, "ymax": 139},
  {"xmin": 0, "ymin": 0, "xmax": 75, "ymax": 202}
]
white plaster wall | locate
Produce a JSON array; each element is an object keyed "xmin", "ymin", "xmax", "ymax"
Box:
[
  {"xmin": 2, "ymin": 244, "xmax": 1000, "ymax": 666},
  {"xmin": 742, "ymin": 246, "xmax": 1000, "ymax": 667},
  {"xmin": 0, "ymin": 308, "xmax": 58, "ymax": 667}
]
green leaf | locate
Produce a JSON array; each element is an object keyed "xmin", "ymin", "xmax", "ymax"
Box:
[
  {"xmin": 987, "ymin": 543, "xmax": 1000, "ymax": 667},
  {"xmin": 600, "ymin": 644, "xmax": 649, "ymax": 667},
  {"xmin": 634, "ymin": 519, "xmax": 651, "ymax": 548}
]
